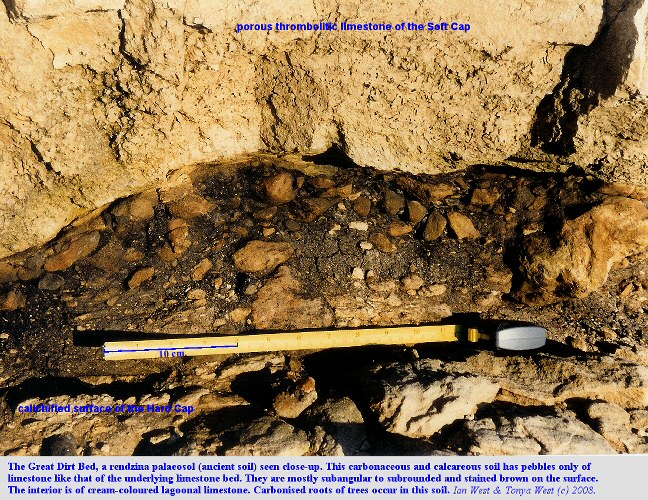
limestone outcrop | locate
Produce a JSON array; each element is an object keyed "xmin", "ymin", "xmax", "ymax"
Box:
[{"xmin": 1, "ymin": 0, "xmax": 647, "ymax": 257}]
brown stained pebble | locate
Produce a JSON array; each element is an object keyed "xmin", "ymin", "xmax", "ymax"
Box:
[
  {"xmin": 323, "ymin": 184, "xmax": 353, "ymax": 198},
  {"xmin": 424, "ymin": 212, "xmax": 447, "ymax": 241},
  {"xmin": 17, "ymin": 267, "xmax": 43, "ymax": 281},
  {"xmin": 112, "ymin": 191, "xmax": 158, "ymax": 221},
  {"xmin": 44, "ymin": 232, "xmax": 100, "ymax": 272},
  {"xmin": 168, "ymin": 226, "xmax": 191, "ymax": 254},
  {"xmin": 38, "ymin": 273, "xmax": 65, "ymax": 291},
  {"xmin": 396, "ymin": 177, "xmax": 456, "ymax": 202},
  {"xmin": 187, "ymin": 289, "xmax": 207, "ymax": 301},
  {"xmin": 384, "ymin": 190, "xmax": 405, "ymax": 215},
  {"xmin": 407, "ymin": 200, "xmax": 427, "ymax": 225},
  {"xmin": 123, "ymin": 248, "xmax": 145, "ymax": 263},
  {"xmin": 471, "ymin": 188, "xmax": 500, "ymax": 207},
  {"xmin": 353, "ymin": 196, "xmax": 372, "ymax": 217},
  {"xmin": 529, "ymin": 194, "xmax": 547, "ymax": 212},
  {"xmin": 285, "ymin": 220, "xmax": 301, "ymax": 232},
  {"xmin": 233, "ymin": 240, "xmax": 294, "ymax": 273},
  {"xmin": 264, "ymin": 172, "xmax": 296, "ymax": 205},
  {"xmin": 158, "ymin": 243, "xmax": 177, "ymax": 262},
  {"xmin": 388, "ymin": 222, "xmax": 413, "ymax": 237},
  {"xmin": 447, "ymin": 212, "xmax": 481, "ymax": 239},
  {"xmin": 128, "ymin": 267, "xmax": 155, "ymax": 289},
  {"xmin": 231, "ymin": 226, "xmax": 250, "ymax": 238},
  {"xmin": 88, "ymin": 240, "xmax": 125, "ymax": 273},
  {"xmin": 253, "ymin": 206, "xmax": 278, "ymax": 220},
  {"xmin": 290, "ymin": 197, "xmax": 339, "ymax": 223},
  {"xmin": 369, "ymin": 233, "xmax": 397, "ymax": 253},
  {"xmin": 0, "ymin": 287, "xmax": 26, "ymax": 311},
  {"xmin": 0, "ymin": 262, "xmax": 19, "ymax": 284},
  {"xmin": 309, "ymin": 176, "xmax": 336, "ymax": 189},
  {"xmin": 168, "ymin": 193, "xmax": 215, "ymax": 219},
  {"xmin": 273, "ymin": 388, "xmax": 318, "ymax": 419},
  {"xmin": 191, "ymin": 258, "xmax": 213, "ymax": 281},
  {"xmin": 299, "ymin": 376, "xmax": 316, "ymax": 394}
]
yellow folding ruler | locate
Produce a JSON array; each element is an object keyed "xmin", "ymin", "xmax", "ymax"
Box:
[{"xmin": 103, "ymin": 323, "xmax": 546, "ymax": 360}]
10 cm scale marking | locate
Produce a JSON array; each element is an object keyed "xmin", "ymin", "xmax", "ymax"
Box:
[{"xmin": 103, "ymin": 325, "xmax": 464, "ymax": 360}]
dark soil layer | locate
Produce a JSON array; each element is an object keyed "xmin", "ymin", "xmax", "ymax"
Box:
[{"xmin": 0, "ymin": 154, "xmax": 646, "ymax": 456}]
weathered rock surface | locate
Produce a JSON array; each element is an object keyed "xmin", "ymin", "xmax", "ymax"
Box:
[
  {"xmin": 367, "ymin": 363, "xmax": 499, "ymax": 438},
  {"xmin": 251, "ymin": 266, "xmax": 334, "ymax": 329},
  {"xmin": 304, "ymin": 397, "xmax": 369, "ymax": 456},
  {"xmin": 587, "ymin": 402, "xmax": 648, "ymax": 453},
  {"xmin": 442, "ymin": 352, "xmax": 648, "ymax": 408},
  {"xmin": 222, "ymin": 416, "xmax": 313, "ymax": 456},
  {"xmin": 520, "ymin": 196, "xmax": 648, "ymax": 304},
  {"xmin": 2, "ymin": 1, "xmax": 648, "ymax": 257},
  {"xmin": 464, "ymin": 414, "xmax": 616, "ymax": 455}
]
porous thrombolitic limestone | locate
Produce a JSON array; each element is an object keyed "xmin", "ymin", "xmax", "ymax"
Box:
[{"xmin": 0, "ymin": 0, "xmax": 647, "ymax": 257}]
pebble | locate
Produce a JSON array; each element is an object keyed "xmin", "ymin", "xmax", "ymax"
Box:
[
  {"xmin": 123, "ymin": 248, "xmax": 145, "ymax": 263},
  {"xmin": 38, "ymin": 273, "xmax": 65, "ymax": 291},
  {"xmin": 407, "ymin": 200, "xmax": 427, "ymax": 225},
  {"xmin": 128, "ymin": 267, "xmax": 155, "ymax": 289},
  {"xmin": 44, "ymin": 231, "xmax": 100, "ymax": 272},
  {"xmin": 191, "ymin": 258, "xmax": 213, "ymax": 281},
  {"xmin": 0, "ymin": 262, "xmax": 18, "ymax": 284},
  {"xmin": 388, "ymin": 222, "xmax": 413, "ymax": 237},
  {"xmin": 168, "ymin": 226, "xmax": 191, "ymax": 254},
  {"xmin": 233, "ymin": 240, "xmax": 294, "ymax": 273},
  {"xmin": 310, "ymin": 176, "xmax": 336, "ymax": 189},
  {"xmin": 353, "ymin": 196, "xmax": 372, "ymax": 217},
  {"xmin": 112, "ymin": 191, "xmax": 157, "ymax": 221},
  {"xmin": 471, "ymin": 188, "xmax": 500, "ymax": 207},
  {"xmin": 291, "ymin": 197, "xmax": 338, "ymax": 223},
  {"xmin": 351, "ymin": 267, "xmax": 365, "ymax": 280},
  {"xmin": 349, "ymin": 221, "xmax": 369, "ymax": 231},
  {"xmin": 254, "ymin": 206, "xmax": 278, "ymax": 220},
  {"xmin": 169, "ymin": 193, "xmax": 215, "ymax": 219},
  {"xmin": 264, "ymin": 172, "xmax": 296, "ymax": 204},
  {"xmin": 285, "ymin": 220, "xmax": 301, "ymax": 232},
  {"xmin": 328, "ymin": 224, "xmax": 341, "ymax": 236},
  {"xmin": 273, "ymin": 377, "xmax": 318, "ymax": 419},
  {"xmin": 402, "ymin": 274, "xmax": 425, "ymax": 291},
  {"xmin": 447, "ymin": 212, "xmax": 481, "ymax": 239},
  {"xmin": 0, "ymin": 288, "xmax": 26, "ymax": 311},
  {"xmin": 359, "ymin": 241, "xmax": 373, "ymax": 251},
  {"xmin": 263, "ymin": 228, "xmax": 276, "ymax": 237},
  {"xmin": 187, "ymin": 289, "xmax": 207, "ymax": 301},
  {"xmin": 384, "ymin": 190, "xmax": 405, "ymax": 215},
  {"xmin": 424, "ymin": 212, "xmax": 447, "ymax": 241},
  {"xmin": 325, "ymin": 184, "xmax": 353, "ymax": 198},
  {"xmin": 370, "ymin": 233, "xmax": 397, "ymax": 253}
]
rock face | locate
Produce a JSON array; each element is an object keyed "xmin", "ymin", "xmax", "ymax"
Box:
[
  {"xmin": 464, "ymin": 414, "xmax": 616, "ymax": 455},
  {"xmin": 1, "ymin": 0, "xmax": 648, "ymax": 257},
  {"xmin": 519, "ymin": 196, "xmax": 648, "ymax": 304},
  {"xmin": 367, "ymin": 364, "xmax": 500, "ymax": 438}
]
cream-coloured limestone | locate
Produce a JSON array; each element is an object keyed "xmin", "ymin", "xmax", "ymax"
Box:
[{"xmin": 0, "ymin": 0, "xmax": 647, "ymax": 257}]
